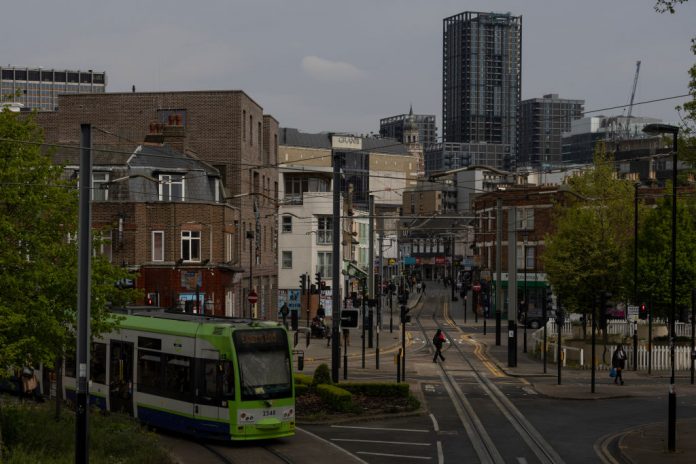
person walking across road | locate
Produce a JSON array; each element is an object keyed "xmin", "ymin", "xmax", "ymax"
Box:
[
  {"xmin": 432, "ymin": 329, "xmax": 446, "ymax": 363},
  {"xmin": 612, "ymin": 344, "xmax": 626, "ymax": 385},
  {"xmin": 421, "ymin": 281, "xmax": 426, "ymax": 295}
]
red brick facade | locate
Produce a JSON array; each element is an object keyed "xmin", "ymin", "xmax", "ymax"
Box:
[{"xmin": 36, "ymin": 91, "xmax": 279, "ymax": 318}]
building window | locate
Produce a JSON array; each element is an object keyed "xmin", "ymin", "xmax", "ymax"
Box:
[
  {"xmin": 225, "ymin": 232, "xmax": 233, "ymax": 262},
  {"xmin": 282, "ymin": 251, "xmax": 293, "ymax": 269},
  {"xmin": 516, "ymin": 208, "xmax": 534, "ymax": 230},
  {"xmin": 316, "ymin": 216, "xmax": 332, "ymax": 245},
  {"xmin": 242, "ymin": 110, "xmax": 246, "ymax": 141},
  {"xmin": 92, "ymin": 172, "xmax": 109, "ymax": 201},
  {"xmin": 249, "ymin": 115, "xmax": 253, "ymax": 145},
  {"xmin": 517, "ymin": 245, "xmax": 535, "ymax": 270},
  {"xmin": 282, "ymin": 215, "xmax": 292, "ymax": 233},
  {"xmin": 159, "ymin": 174, "xmax": 185, "ymax": 201},
  {"xmin": 152, "ymin": 231, "xmax": 164, "ymax": 262},
  {"xmin": 317, "ymin": 252, "xmax": 332, "ymax": 279},
  {"xmin": 181, "ymin": 230, "xmax": 201, "ymax": 262}
]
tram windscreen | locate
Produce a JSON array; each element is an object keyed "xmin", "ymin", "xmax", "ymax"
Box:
[{"xmin": 233, "ymin": 329, "xmax": 292, "ymax": 401}]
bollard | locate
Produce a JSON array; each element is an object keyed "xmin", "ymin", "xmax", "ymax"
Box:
[
  {"xmin": 306, "ymin": 330, "xmax": 310, "ymax": 347},
  {"xmin": 297, "ymin": 351, "xmax": 304, "ymax": 371}
]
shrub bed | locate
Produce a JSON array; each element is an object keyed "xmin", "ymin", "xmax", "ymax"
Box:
[{"xmin": 316, "ymin": 384, "xmax": 352, "ymax": 412}]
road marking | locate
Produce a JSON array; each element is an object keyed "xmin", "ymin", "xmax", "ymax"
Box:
[
  {"xmin": 437, "ymin": 441, "xmax": 444, "ymax": 464},
  {"xmin": 333, "ymin": 438, "xmax": 430, "ymax": 446},
  {"xmin": 429, "ymin": 413, "xmax": 440, "ymax": 432},
  {"xmin": 331, "ymin": 425, "xmax": 429, "ymax": 433},
  {"xmin": 517, "ymin": 458, "xmax": 528, "ymax": 464},
  {"xmin": 357, "ymin": 451, "xmax": 432, "ymax": 460},
  {"xmin": 522, "ymin": 387, "xmax": 538, "ymax": 395}
]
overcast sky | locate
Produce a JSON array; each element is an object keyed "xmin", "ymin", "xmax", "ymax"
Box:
[{"xmin": 3, "ymin": 0, "xmax": 694, "ymax": 136}]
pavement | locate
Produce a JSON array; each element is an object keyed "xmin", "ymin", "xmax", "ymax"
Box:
[{"xmin": 288, "ymin": 287, "xmax": 696, "ymax": 463}]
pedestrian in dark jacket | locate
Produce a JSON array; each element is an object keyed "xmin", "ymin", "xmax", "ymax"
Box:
[
  {"xmin": 612, "ymin": 344, "xmax": 626, "ymax": 385},
  {"xmin": 432, "ymin": 329, "xmax": 446, "ymax": 363},
  {"xmin": 421, "ymin": 281, "xmax": 426, "ymax": 295}
]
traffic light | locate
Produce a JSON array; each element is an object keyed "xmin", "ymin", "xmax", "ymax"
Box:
[
  {"xmin": 315, "ymin": 272, "xmax": 321, "ymax": 291},
  {"xmin": 542, "ymin": 285, "xmax": 553, "ymax": 317},
  {"xmin": 341, "ymin": 309, "xmax": 359, "ymax": 328},
  {"xmin": 398, "ymin": 290, "xmax": 410, "ymax": 305},
  {"xmin": 639, "ymin": 303, "xmax": 648, "ymax": 320},
  {"xmin": 299, "ymin": 274, "xmax": 307, "ymax": 295},
  {"xmin": 601, "ymin": 292, "xmax": 613, "ymax": 316},
  {"xmin": 400, "ymin": 305, "xmax": 411, "ymax": 324}
]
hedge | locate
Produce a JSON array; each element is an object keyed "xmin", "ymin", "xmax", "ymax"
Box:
[
  {"xmin": 294, "ymin": 373, "xmax": 313, "ymax": 386},
  {"xmin": 338, "ymin": 382, "xmax": 410, "ymax": 398},
  {"xmin": 295, "ymin": 384, "xmax": 310, "ymax": 397},
  {"xmin": 316, "ymin": 384, "xmax": 352, "ymax": 411}
]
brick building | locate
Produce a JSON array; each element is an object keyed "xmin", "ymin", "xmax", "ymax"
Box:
[{"xmin": 36, "ymin": 91, "xmax": 279, "ymax": 319}]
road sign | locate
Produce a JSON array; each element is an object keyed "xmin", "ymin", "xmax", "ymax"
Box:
[
  {"xmin": 627, "ymin": 305, "xmax": 639, "ymax": 321},
  {"xmin": 472, "ymin": 283, "xmax": 482, "ymax": 292},
  {"xmin": 341, "ymin": 309, "xmax": 359, "ymax": 328},
  {"xmin": 248, "ymin": 291, "xmax": 258, "ymax": 305}
]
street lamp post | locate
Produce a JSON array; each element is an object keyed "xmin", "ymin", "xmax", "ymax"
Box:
[
  {"xmin": 523, "ymin": 232, "xmax": 528, "ymax": 354},
  {"xmin": 643, "ymin": 123, "xmax": 679, "ymax": 453},
  {"xmin": 246, "ymin": 230, "xmax": 254, "ymax": 319}
]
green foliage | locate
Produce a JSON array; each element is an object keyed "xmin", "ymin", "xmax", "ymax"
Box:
[
  {"xmin": 636, "ymin": 193, "xmax": 696, "ymax": 318},
  {"xmin": 0, "ymin": 399, "xmax": 173, "ymax": 463},
  {"xmin": 312, "ymin": 363, "xmax": 332, "ymax": 386},
  {"xmin": 295, "ymin": 384, "xmax": 310, "ymax": 397},
  {"xmin": 0, "ymin": 109, "xmax": 138, "ymax": 371},
  {"xmin": 654, "ymin": 0, "xmax": 689, "ymax": 14},
  {"xmin": 293, "ymin": 373, "xmax": 313, "ymax": 386},
  {"xmin": 543, "ymin": 147, "xmax": 635, "ymax": 313},
  {"xmin": 316, "ymin": 384, "xmax": 352, "ymax": 412},
  {"xmin": 338, "ymin": 382, "xmax": 410, "ymax": 398}
]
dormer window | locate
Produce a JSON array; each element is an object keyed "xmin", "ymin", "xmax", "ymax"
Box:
[{"xmin": 159, "ymin": 174, "xmax": 185, "ymax": 201}]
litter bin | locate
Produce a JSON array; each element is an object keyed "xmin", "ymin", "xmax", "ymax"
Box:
[
  {"xmin": 294, "ymin": 350, "xmax": 304, "ymax": 371},
  {"xmin": 291, "ymin": 310, "xmax": 299, "ymax": 331}
]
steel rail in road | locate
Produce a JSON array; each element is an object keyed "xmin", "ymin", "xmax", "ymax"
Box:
[
  {"xmin": 412, "ymin": 295, "xmax": 565, "ymax": 464},
  {"xmin": 202, "ymin": 442, "xmax": 296, "ymax": 464}
]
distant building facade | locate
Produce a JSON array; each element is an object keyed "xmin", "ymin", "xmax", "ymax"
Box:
[
  {"xmin": 442, "ymin": 11, "xmax": 522, "ymax": 170},
  {"xmin": 519, "ymin": 94, "xmax": 584, "ymax": 167},
  {"xmin": 0, "ymin": 66, "xmax": 106, "ymax": 110},
  {"xmin": 380, "ymin": 110, "xmax": 438, "ymax": 145}
]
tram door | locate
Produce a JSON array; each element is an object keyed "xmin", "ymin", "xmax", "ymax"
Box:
[{"xmin": 109, "ymin": 340, "xmax": 134, "ymax": 416}]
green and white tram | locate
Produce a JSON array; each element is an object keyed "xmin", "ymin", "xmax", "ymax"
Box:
[{"xmin": 63, "ymin": 309, "xmax": 295, "ymax": 441}]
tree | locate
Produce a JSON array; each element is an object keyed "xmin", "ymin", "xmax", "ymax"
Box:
[
  {"xmin": 0, "ymin": 108, "xmax": 137, "ymax": 374},
  {"xmin": 637, "ymin": 188, "xmax": 696, "ymax": 319},
  {"xmin": 654, "ymin": 0, "xmax": 689, "ymax": 14},
  {"xmin": 543, "ymin": 146, "xmax": 635, "ymax": 321}
]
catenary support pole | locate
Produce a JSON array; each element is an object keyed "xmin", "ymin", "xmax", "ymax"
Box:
[
  {"xmin": 507, "ymin": 206, "xmax": 517, "ymax": 367},
  {"xmin": 331, "ymin": 149, "xmax": 341, "ymax": 383},
  {"xmin": 368, "ymin": 195, "xmax": 374, "ymax": 348},
  {"xmin": 496, "ymin": 199, "xmax": 503, "ymax": 346},
  {"xmin": 76, "ymin": 124, "xmax": 93, "ymax": 464}
]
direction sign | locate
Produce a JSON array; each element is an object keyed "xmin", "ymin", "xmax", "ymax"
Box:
[{"xmin": 248, "ymin": 291, "xmax": 258, "ymax": 304}]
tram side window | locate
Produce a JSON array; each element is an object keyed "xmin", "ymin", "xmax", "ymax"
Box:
[
  {"xmin": 164, "ymin": 354, "xmax": 192, "ymax": 401},
  {"xmin": 137, "ymin": 350, "xmax": 162, "ymax": 395},
  {"xmin": 221, "ymin": 361, "xmax": 234, "ymax": 400},
  {"xmin": 90, "ymin": 342, "xmax": 107, "ymax": 384},
  {"xmin": 64, "ymin": 351, "xmax": 76, "ymax": 378},
  {"xmin": 196, "ymin": 359, "xmax": 234, "ymax": 406}
]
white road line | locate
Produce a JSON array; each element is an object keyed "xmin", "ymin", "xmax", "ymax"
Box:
[
  {"xmin": 356, "ymin": 451, "xmax": 432, "ymax": 460},
  {"xmin": 437, "ymin": 441, "xmax": 444, "ymax": 464},
  {"xmin": 296, "ymin": 428, "xmax": 370, "ymax": 464},
  {"xmin": 517, "ymin": 458, "xmax": 528, "ymax": 464},
  {"xmin": 332, "ymin": 438, "xmax": 430, "ymax": 446},
  {"xmin": 429, "ymin": 413, "xmax": 440, "ymax": 432},
  {"xmin": 331, "ymin": 425, "xmax": 429, "ymax": 433}
]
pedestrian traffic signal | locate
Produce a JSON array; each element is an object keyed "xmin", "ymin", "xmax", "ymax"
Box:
[
  {"xmin": 341, "ymin": 309, "xmax": 359, "ymax": 328},
  {"xmin": 639, "ymin": 303, "xmax": 648, "ymax": 320},
  {"xmin": 398, "ymin": 290, "xmax": 409, "ymax": 305},
  {"xmin": 542, "ymin": 285, "xmax": 553, "ymax": 315},
  {"xmin": 300, "ymin": 274, "xmax": 307, "ymax": 294},
  {"xmin": 601, "ymin": 292, "xmax": 613, "ymax": 316},
  {"xmin": 400, "ymin": 305, "xmax": 411, "ymax": 324}
]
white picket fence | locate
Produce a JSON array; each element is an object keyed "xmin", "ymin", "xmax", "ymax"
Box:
[
  {"xmin": 533, "ymin": 323, "xmax": 696, "ymax": 371},
  {"xmin": 546, "ymin": 319, "xmax": 694, "ymax": 337}
]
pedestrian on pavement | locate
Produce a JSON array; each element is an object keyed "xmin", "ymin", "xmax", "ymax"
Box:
[
  {"xmin": 612, "ymin": 344, "xmax": 626, "ymax": 385},
  {"xmin": 422, "ymin": 281, "xmax": 426, "ymax": 295},
  {"xmin": 280, "ymin": 303, "xmax": 289, "ymax": 328},
  {"xmin": 416, "ymin": 281, "xmax": 422, "ymax": 293},
  {"xmin": 432, "ymin": 329, "xmax": 446, "ymax": 363}
]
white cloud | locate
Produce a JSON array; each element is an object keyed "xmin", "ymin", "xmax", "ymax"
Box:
[{"xmin": 301, "ymin": 56, "xmax": 366, "ymax": 82}]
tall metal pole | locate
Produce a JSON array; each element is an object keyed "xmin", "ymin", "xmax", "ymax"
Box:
[
  {"xmin": 668, "ymin": 131, "xmax": 678, "ymax": 452},
  {"xmin": 691, "ymin": 288, "xmax": 695, "ymax": 385},
  {"xmin": 496, "ymin": 199, "xmax": 503, "ymax": 346},
  {"xmin": 591, "ymin": 297, "xmax": 597, "ymax": 393},
  {"xmin": 249, "ymin": 233, "xmax": 253, "ymax": 319},
  {"xmin": 634, "ymin": 183, "xmax": 639, "ymax": 371},
  {"xmin": 368, "ymin": 195, "xmax": 375, "ymax": 349},
  {"xmin": 76, "ymin": 124, "xmax": 93, "ymax": 464},
  {"xmin": 331, "ymin": 149, "xmax": 342, "ymax": 383},
  {"xmin": 450, "ymin": 235, "xmax": 456, "ymax": 301},
  {"xmin": 507, "ymin": 206, "xmax": 517, "ymax": 367},
  {"xmin": 523, "ymin": 235, "xmax": 528, "ymax": 353},
  {"xmin": 377, "ymin": 229, "xmax": 383, "ymax": 369}
]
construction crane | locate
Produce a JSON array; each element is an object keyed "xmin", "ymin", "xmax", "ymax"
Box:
[{"xmin": 625, "ymin": 60, "xmax": 641, "ymax": 138}]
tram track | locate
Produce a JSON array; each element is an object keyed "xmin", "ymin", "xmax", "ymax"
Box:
[
  {"xmin": 201, "ymin": 441, "xmax": 296, "ymax": 464},
  {"xmin": 413, "ymin": 293, "xmax": 564, "ymax": 464}
]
